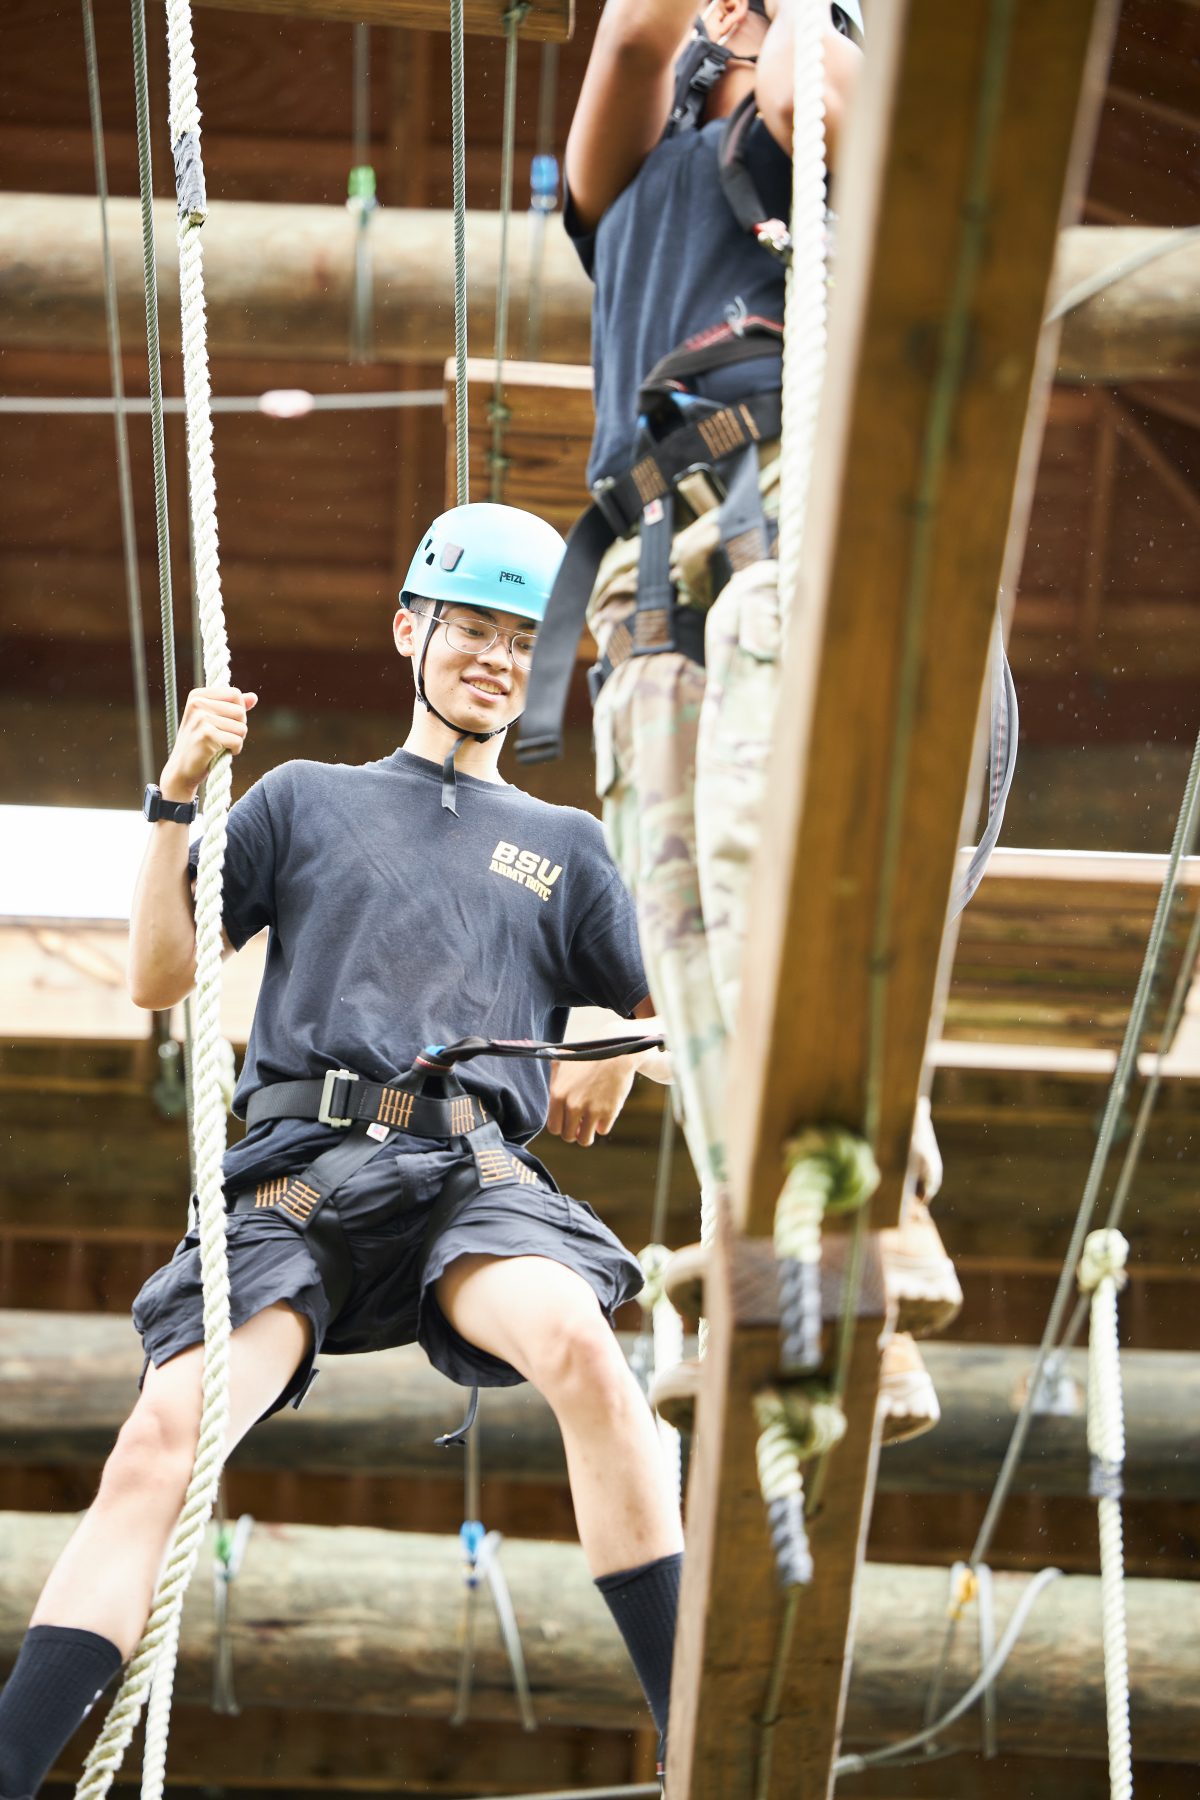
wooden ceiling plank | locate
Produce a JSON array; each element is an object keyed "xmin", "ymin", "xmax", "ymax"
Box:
[
  {"xmin": 1103, "ymin": 391, "xmax": 1200, "ymax": 536},
  {"xmin": 671, "ymin": 5, "xmax": 1119, "ymax": 1798}
]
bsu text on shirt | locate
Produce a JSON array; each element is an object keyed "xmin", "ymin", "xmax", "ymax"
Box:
[{"xmin": 489, "ymin": 839, "xmax": 563, "ymax": 903}]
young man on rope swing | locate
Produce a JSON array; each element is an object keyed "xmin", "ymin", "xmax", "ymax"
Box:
[
  {"xmin": 0, "ymin": 503, "xmax": 685, "ymax": 1800},
  {"xmin": 519, "ymin": 0, "xmax": 960, "ymax": 1439}
]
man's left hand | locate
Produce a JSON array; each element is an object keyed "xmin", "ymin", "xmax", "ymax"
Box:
[{"xmin": 545, "ymin": 1053, "xmax": 641, "ymax": 1147}]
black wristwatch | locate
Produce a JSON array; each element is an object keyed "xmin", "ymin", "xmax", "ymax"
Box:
[{"xmin": 143, "ymin": 784, "xmax": 198, "ymax": 825}]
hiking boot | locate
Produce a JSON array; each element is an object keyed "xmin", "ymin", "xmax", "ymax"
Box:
[{"xmin": 878, "ymin": 1330, "xmax": 940, "ymax": 1445}]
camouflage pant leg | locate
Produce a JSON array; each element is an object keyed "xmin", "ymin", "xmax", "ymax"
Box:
[
  {"xmin": 593, "ymin": 651, "xmax": 730, "ymax": 1203},
  {"xmin": 693, "ymin": 559, "xmax": 783, "ymax": 1033}
]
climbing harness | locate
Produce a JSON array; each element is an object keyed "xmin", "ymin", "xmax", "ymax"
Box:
[
  {"xmin": 517, "ymin": 324, "xmax": 784, "ymax": 763},
  {"xmin": 233, "ymin": 1030, "xmax": 663, "ymax": 1421}
]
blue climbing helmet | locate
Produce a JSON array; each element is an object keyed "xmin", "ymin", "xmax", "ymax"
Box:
[
  {"xmin": 401, "ymin": 502, "xmax": 565, "ymax": 627},
  {"xmin": 399, "ymin": 503, "xmax": 566, "ymax": 813}
]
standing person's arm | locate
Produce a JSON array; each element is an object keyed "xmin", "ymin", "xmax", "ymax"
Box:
[
  {"xmin": 127, "ymin": 686, "xmax": 256, "ymax": 1009},
  {"xmin": 756, "ymin": 1, "xmax": 864, "ymax": 165},
  {"xmin": 564, "ymin": 0, "xmax": 701, "ymax": 232}
]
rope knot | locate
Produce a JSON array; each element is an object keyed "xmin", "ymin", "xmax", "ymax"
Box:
[
  {"xmin": 784, "ymin": 1125, "xmax": 879, "ymax": 1217},
  {"xmin": 1077, "ymin": 1228, "xmax": 1130, "ymax": 1295},
  {"xmin": 637, "ymin": 1243, "xmax": 672, "ymax": 1312}
]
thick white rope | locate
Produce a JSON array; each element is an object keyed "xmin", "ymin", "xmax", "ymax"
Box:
[
  {"xmin": 1079, "ymin": 1229, "xmax": 1133, "ymax": 1800},
  {"xmin": 774, "ymin": 0, "xmax": 827, "ymax": 652},
  {"xmin": 75, "ymin": 3, "xmax": 232, "ymax": 1793}
]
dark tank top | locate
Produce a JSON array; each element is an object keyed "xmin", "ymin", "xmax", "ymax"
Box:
[{"xmin": 566, "ymin": 114, "xmax": 791, "ymax": 487}]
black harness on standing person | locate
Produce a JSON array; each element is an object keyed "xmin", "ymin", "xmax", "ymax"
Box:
[{"xmin": 517, "ymin": 2, "xmax": 865, "ymax": 765}]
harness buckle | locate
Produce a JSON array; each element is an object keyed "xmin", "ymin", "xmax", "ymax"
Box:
[{"xmin": 318, "ymin": 1068, "xmax": 359, "ymax": 1129}]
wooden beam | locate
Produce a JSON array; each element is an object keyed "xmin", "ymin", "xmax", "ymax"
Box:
[
  {"xmin": 3, "ymin": 1306, "xmax": 1194, "ymax": 1492},
  {"xmin": 671, "ymin": 5, "xmax": 1119, "ymax": 1798},
  {"xmin": 0, "ymin": 198, "xmax": 1194, "ymax": 379},
  {"xmin": 1, "ymin": 1514, "xmax": 1196, "ymax": 1760},
  {"xmin": 179, "ymin": 0, "xmax": 573, "ymax": 38},
  {"xmin": 56, "ymin": 1709, "xmax": 634, "ymax": 1794}
]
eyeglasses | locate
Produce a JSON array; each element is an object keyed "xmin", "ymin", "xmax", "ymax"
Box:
[{"xmin": 423, "ymin": 608, "xmax": 540, "ymax": 671}]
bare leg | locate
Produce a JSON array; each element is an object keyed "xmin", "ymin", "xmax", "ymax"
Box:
[
  {"xmin": 435, "ymin": 1253, "xmax": 681, "ymax": 1577},
  {"xmin": 32, "ymin": 1302, "xmax": 311, "ymax": 1656}
]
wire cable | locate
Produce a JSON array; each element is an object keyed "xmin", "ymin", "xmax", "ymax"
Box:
[
  {"xmin": 449, "ymin": 0, "xmax": 469, "ymax": 504},
  {"xmin": 488, "ymin": 4, "xmax": 529, "ymax": 500},
  {"xmin": 834, "ymin": 1567, "xmax": 1063, "ymax": 1775},
  {"xmin": 81, "ymin": 0, "xmax": 156, "ymax": 793}
]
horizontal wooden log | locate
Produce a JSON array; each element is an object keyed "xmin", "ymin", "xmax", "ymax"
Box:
[
  {"xmin": 182, "ymin": 0, "xmax": 572, "ymax": 35},
  {"xmin": 0, "ymin": 1513, "xmax": 1195, "ymax": 1758},
  {"xmin": 0, "ymin": 199, "xmax": 1194, "ymax": 379},
  {"xmin": 0, "ymin": 1314, "xmax": 1194, "ymax": 1500}
]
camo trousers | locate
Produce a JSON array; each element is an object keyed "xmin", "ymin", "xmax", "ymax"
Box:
[{"xmin": 589, "ymin": 452, "xmax": 782, "ymax": 1211}]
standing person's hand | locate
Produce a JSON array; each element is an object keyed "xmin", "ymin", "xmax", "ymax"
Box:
[{"xmin": 159, "ymin": 687, "xmax": 258, "ymax": 802}]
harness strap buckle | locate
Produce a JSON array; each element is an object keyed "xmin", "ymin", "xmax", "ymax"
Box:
[{"xmin": 318, "ymin": 1067, "xmax": 359, "ymax": 1129}]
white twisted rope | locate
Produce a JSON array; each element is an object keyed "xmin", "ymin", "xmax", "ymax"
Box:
[
  {"xmin": 638, "ymin": 1244, "xmax": 684, "ymax": 1498},
  {"xmin": 76, "ymin": 3, "xmax": 232, "ymax": 1793},
  {"xmin": 775, "ymin": 0, "xmax": 827, "ymax": 652},
  {"xmin": 1078, "ymin": 1229, "xmax": 1133, "ymax": 1800}
]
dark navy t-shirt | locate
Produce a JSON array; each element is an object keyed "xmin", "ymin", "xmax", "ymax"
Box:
[
  {"xmin": 190, "ymin": 749, "xmax": 649, "ymax": 1187},
  {"xmin": 567, "ymin": 115, "xmax": 791, "ymax": 486}
]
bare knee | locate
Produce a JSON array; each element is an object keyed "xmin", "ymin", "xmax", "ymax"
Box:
[
  {"xmin": 98, "ymin": 1380, "xmax": 200, "ymax": 1516},
  {"xmin": 531, "ymin": 1309, "xmax": 637, "ymax": 1422}
]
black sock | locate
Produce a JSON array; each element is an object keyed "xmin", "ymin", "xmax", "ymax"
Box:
[
  {"xmin": 0, "ymin": 1625, "xmax": 123, "ymax": 1798},
  {"xmin": 595, "ymin": 1552, "xmax": 682, "ymax": 1764}
]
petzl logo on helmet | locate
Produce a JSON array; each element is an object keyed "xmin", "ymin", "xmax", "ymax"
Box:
[{"xmin": 499, "ymin": 570, "xmax": 526, "ymax": 585}]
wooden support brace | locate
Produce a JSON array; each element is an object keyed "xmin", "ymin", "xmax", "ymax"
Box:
[{"xmin": 668, "ymin": 3, "xmax": 1120, "ymax": 1796}]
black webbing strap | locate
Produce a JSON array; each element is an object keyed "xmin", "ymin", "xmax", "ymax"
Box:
[
  {"xmin": 711, "ymin": 442, "xmax": 773, "ymax": 592},
  {"xmin": 633, "ymin": 491, "xmax": 676, "ymax": 656},
  {"xmin": 718, "ymin": 94, "xmax": 793, "ymax": 263},
  {"xmin": 228, "ymin": 1126, "xmax": 397, "ymax": 1323},
  {"xmin": 420, "ymin": 1031, "xmax": 663, "ymax": 1069},
  {"xmin": 517, "ymin": 384, "xmax": 782, "ymax": 765},
  {"xmin": 246, "ymin": 1072, "xmax": 491, "ymax": 1138}
]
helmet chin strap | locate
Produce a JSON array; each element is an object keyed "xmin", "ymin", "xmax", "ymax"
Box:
[{"xmin": 413, "ymin": 604, "xmax": 523, "ymax": 814}]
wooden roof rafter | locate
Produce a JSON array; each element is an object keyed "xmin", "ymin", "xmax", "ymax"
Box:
[
  {"xmin": 667, "ymin": 2, "xmax": 1121, "ymax": 1795},
  {"xmin": 168, "ymin": 0, "xmax": 573, "ymax": 39}
]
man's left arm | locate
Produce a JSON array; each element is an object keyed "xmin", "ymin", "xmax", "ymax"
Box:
[{"xmin": 546, "ymin": 997, "xmax": 672, "ymax": 1148}]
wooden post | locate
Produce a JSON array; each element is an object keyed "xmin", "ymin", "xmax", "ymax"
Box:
[{"xmin": 668, "ymin": 3, "xmax": 1120, "ymax": 1796}]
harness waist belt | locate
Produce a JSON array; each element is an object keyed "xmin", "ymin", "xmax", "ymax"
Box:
[
  {"xmin": 245, "ymin": 1071, "xmax": 493, "ymax": 1138},
  {"xmin": 518, "ymin": 381, "xmax": 781, "ymax": 765}
]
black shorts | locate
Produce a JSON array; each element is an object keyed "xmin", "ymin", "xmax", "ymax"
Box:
[{"xmin": 132, "ymin": 1138, "xmax": 644, "ymax": 1417}]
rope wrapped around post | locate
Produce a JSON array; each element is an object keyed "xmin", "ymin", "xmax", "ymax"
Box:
[
  {"xmin": 754, "ymin": 1126, "xmax": 876, "ymax": 1586},
  {"xmin": 775, "ymin": 1125, "xmax": 879, "ymax": 1371},
  {"xmin": 1078, "ymin": 1227, "xmax": 1133, "ymax": 1800},
  {"xmin": 76, "ymin": 3, "xmax": 233, "ymax": 1793},
  {"xmin": 754, "ymin": 1385, "xmax": 845, "ymax": 1588}
]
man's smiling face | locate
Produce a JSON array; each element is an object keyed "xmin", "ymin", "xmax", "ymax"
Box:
[{"xmin": 395, "ymin": 600, "xmax": 536, "ymax": 734}]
